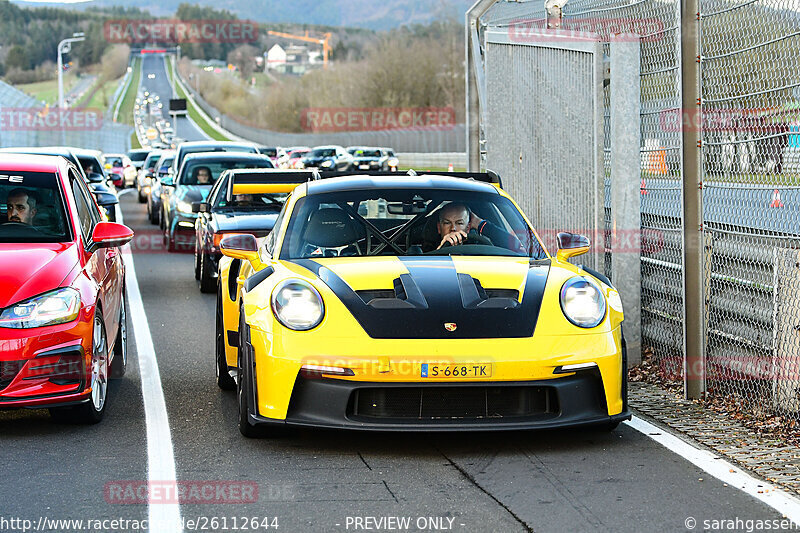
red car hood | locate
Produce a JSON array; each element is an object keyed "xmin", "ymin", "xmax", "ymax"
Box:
[{"xmin": 0, "ymin": 243, "xmax": 80, "ymax": 309}]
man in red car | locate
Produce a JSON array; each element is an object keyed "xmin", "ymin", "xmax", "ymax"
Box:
[
  {"xmin": 6, "ymin": 188, "xmax": 38, "ymax": 225},
  {"xmin": 0, "ymin": 154, "xmax": 133, "ymax": 424}
]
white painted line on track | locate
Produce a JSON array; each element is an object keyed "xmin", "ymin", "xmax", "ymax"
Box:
[
  {"xmin": 118, "ymin": 191, "xmax": 183, "ymax": 533},
  {"xmin": 627, "ymin": 416, "xmax": 800, "ymax": 525}
]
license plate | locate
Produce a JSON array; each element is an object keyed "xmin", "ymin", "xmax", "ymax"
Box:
[
  {"xmin": 421, "ymin": 363, "xmax": 492, "ymax": 378},
  {"xmin": 359, "ymin": 164, "xmax": 370, "ymax": 169}
]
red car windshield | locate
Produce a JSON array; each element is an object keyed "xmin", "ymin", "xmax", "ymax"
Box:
[{"xmin": 0, "ymin": 172, "xmax": 70, "ymax": 242}]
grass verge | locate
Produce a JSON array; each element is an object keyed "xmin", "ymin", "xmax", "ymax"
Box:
[
  {"xmin": 173, "ymin": 71, "xmax": 230, "ymax": 141},
  {"xmin": 17, "ymin": 72, "xmax": 79, "ymax": 105},
  {"xmin": 116, "ymin": 57, "xmax": 141, "ymax": 126}
]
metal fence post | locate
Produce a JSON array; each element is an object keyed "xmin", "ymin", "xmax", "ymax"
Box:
[
  {"xmin": 610, "ymin": 35, "xmax": 642, "ymax": 366},
  {"xmin": 466, "ymin": 0, "xmax": 497, "ymax": 172},
  {"xmin": 681, "ymin": 0, "xmax": 706, "ymax": 399}
]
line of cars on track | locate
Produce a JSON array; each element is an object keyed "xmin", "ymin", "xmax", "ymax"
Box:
[
  {"xmin": 258, "ymin": 145, "xmax": 399, "ymax": 172},
  {"xmin": 1, "ymin": 139, "xmax": 630, "ymax": 436}
]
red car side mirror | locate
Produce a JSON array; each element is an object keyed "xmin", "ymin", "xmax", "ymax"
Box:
[{"xmin": 92, "ymin": 222, "xmax": 134, "ymax": 249}]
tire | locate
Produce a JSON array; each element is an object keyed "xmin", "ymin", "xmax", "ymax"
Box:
[
  {"xmin": 237, "ymin": 308, "xmax": 271, "ymax": 437},
  {"xmin": 166, "ymin": 228, "xmax": 177, "ymax": 253},
  {"xmin": 50, "ymin": 310, "xmax": 109, "ymax": 424},
  {"xmin": 194, "ymin": 243, "xmax": 201, "ymax": 280},
  {"xmin": 137, "ymin": 187, "xmax": 146, "ymax": 203},
  {"xmin": 199, "ymin": 250, "xmax": 216, "ymax": 293},
  {"xmin": 215, "ymin": 291, "xmax": 236, "ymax": 391},
  {"xmin": 110, "ymin": 291, "xmax": 128, "ymax": 379}
]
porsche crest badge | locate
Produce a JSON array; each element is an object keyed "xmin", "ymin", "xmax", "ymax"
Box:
[{"xmin": 444, "ymin": 322, "xmax": 457, "ymax": 332}]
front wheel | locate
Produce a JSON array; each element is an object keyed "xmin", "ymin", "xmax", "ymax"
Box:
[
  {"xmin": 237, "ymin": 310, "xmax": 268, "ymax": 437},
  {"xmin": 199, "ymin": 250, "xmax": 216, "ymax": 293},
  {"xmin": 215, "ymin": 293, "xmax": 235, "ymax": 391},
  {"xmin": 50, "ymin": 310, "xmax": 109, "ymax": 424},
  {"xmin": 194, "ymin": 243, "xmax": 201, "ymax": 280},
  {"xmin": 110, "ymin": 291, "xmax": 128, "ymax": 378}
]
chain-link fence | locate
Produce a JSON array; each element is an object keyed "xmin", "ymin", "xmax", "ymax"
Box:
[
  {"xmin": 476, "ymin": 0, "xmax": 800, "ymax": 423},
  {"xmin": 0, "ymin": 80, "xmax": 133, "ymax": 153},
  {"xmin": 700, "ymin": 0, "xmax": 800, "ymax": 416}
]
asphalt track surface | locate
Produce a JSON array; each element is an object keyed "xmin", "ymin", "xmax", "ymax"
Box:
[
  {"xmin": 139, "ymin": 54, "xmax": 208, "ymax": 143},
  {"xmin": 2, "ymin": 191, "xmax": 796, "ymax": 533}
]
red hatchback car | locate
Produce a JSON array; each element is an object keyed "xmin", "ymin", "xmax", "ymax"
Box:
[{"xmin": 0, "ymin": 154, "xmax": 133, "ymax": 423}]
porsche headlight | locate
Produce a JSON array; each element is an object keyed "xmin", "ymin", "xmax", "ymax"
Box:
[
  {"xmin": 271, "ymin": 279, "xmax": 324, "ymax": 331},
  {"xmin": 0, "ymin": 287, "xmax": 81, "ymax": 329},
  {"xmin": 320, "ymin": 160, "xmax": 333, "ymax": 168},
  {"xmin": 560, "ymin": 277, "xmax": 606, "ymax": 328},
  {"xmin": 177, "ymin": 200, "xmax": 193, "ymax": 214}
]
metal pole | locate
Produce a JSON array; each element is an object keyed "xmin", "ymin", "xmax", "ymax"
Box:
[
  {"xmin": 466, "ymin": 0, "xmax": 498, "ymax": 172},
  {"xmin": 681, "ymin": 0, "xmax": 706, "ymax": 398},
  {"xmin": 610, "ymin": 35, "xmax": 643, "ymax": 366},
  {"xmin": 57, "ymin": 34, "xmax": 84, "ymax": 109},
  {"xmin": 57, "ymin": 44, "xmax": 64, "ymax": 108}
]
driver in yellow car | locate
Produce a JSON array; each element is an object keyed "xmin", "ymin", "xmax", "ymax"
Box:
[
  {"xmin": 435, "ymin": 202, "xmax": 525, "ymax": 252},
  {"xmin": 6, "ymin": 188, "xmax": 37, "ymax": 225}
]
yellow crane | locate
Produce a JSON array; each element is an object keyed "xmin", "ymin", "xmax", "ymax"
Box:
[{"xmin": 267, "ymin": 30, "xmax": 333, "ymax": 69}]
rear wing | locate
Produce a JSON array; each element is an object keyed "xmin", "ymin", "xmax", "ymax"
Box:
[
  {"xmin": 226, "ymin": 169, "xmax": 318, "ymax": 199},
  {"xmin": 317, "ymin": 169, "xmax": 503, "ymax": 188}
]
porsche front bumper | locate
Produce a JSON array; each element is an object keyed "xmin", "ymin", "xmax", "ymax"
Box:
[{"xmin": 248, "ymin": 372, "xmax": 630, "ymax": 432}]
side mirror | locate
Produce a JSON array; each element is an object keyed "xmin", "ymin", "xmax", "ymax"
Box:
[
  {"xmin": 220, "ymin": 234, "xmax": 260, "ymax": 265},
  {"xmin": 87, "ymin": 172, "xmax": 105, "ymax": 183},
  {"xmin": 556, "ymin": 232, "xmax": 591, "ymax": 261},
  {"xmin": 91, "ymin": 221, "xmax": 133, "ymax": 249},
  {"xmin": 191, "ymin": 201, "xmax": 209, "ymax": 213},
  {"xmin": 94, "ymin": 191, "xmax": 119, "ymax": 208}
]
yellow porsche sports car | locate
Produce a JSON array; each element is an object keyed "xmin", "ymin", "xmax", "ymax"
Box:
[{"xmin": 216, "ymin": 172, "xmax": 629, "ymax": 436}]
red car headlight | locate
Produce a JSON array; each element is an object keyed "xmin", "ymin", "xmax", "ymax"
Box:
[{"xmin": 0, "ymin": 288, "xmax": 81, "ymax": 329}]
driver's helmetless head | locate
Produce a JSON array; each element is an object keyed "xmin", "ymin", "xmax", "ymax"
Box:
[
  {"xmin": 7, "ymin": 188, "xmax": 37, "ymax": 225},
  {"xmin": 437, "ymin": 203, "xmax": 470, "ymax": 236},
  {"xmin": 197, "ymin": 168, "xmax": 211, "ymax": 184}
]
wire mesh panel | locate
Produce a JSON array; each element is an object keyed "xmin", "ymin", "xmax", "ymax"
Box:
[
  {"xmin": 479, "ymin": 0, "xmax": 800, "ymax": 424},
  {"xmin": 483, "ymin": 28, "xmax": 605, "ymax": 271},
  {"xmin": 0, "ymin": 80, "xmax": 132, "ymax": 153},
  {"xmin": 700, "ymin": 0, "xmax": 800, "ymax": 421},
  {"xmin": 484, "ymin": 0, "xmax": 684, "ymax": 372}
]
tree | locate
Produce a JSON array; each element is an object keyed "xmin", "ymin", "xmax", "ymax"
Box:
[{"xmin": 5, "ymin": 45, "xmax": 29, "ymax": 70}]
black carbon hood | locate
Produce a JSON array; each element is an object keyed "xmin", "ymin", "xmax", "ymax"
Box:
[{"xmin": 291, "ymin": 257, "xmax": 550, "ymax": 339}]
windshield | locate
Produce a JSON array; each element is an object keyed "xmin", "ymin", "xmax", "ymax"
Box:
[
  {"xmin": 157, "ymin": 157, "xmax": 174, "ymax": 174},
  {"xmin": 260, "ymin": 147, "xmax": 278, "ymax": 157},
  {"xmin": 106, "ymin": 156, "xmax": 123, "ymax": 167},
  {"xmin": 214, "ymin": 191, "xmax": 289, "ymax": 210},
  {"xmin": 0, "ymin": 172, "xmax": 70, "ymax": 243},
  {"xmin": 356, "ymin": 150, "xmax": 382, "ymax": 158},
  {"xmin": 308, "ymin": 148, "xmax": 336, "ymax": 158},
  {"xmin": 289, "ymin": 150, "xmax": 309, "ymax": 158},
  {"xmin": 128, "ymin": 151, "xmax": 149, "ymax": 162},
  {"xmin": 180, "ymin": 159, "xmax": 273, "ymax": 186},
  {"xmin": 144, "ymin": 152, "xmax": 162, "ymax": 170},
  {"xmin": 280, "ymin": 189, "xmax": 546, "ymax": 260},
  {"xmin": 179, "ymin": 145, "xmax": 257, "ymax": 168},
  {"xmin": 77, "ymin": 156, "xmax": 104, "ymax": 176}
]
